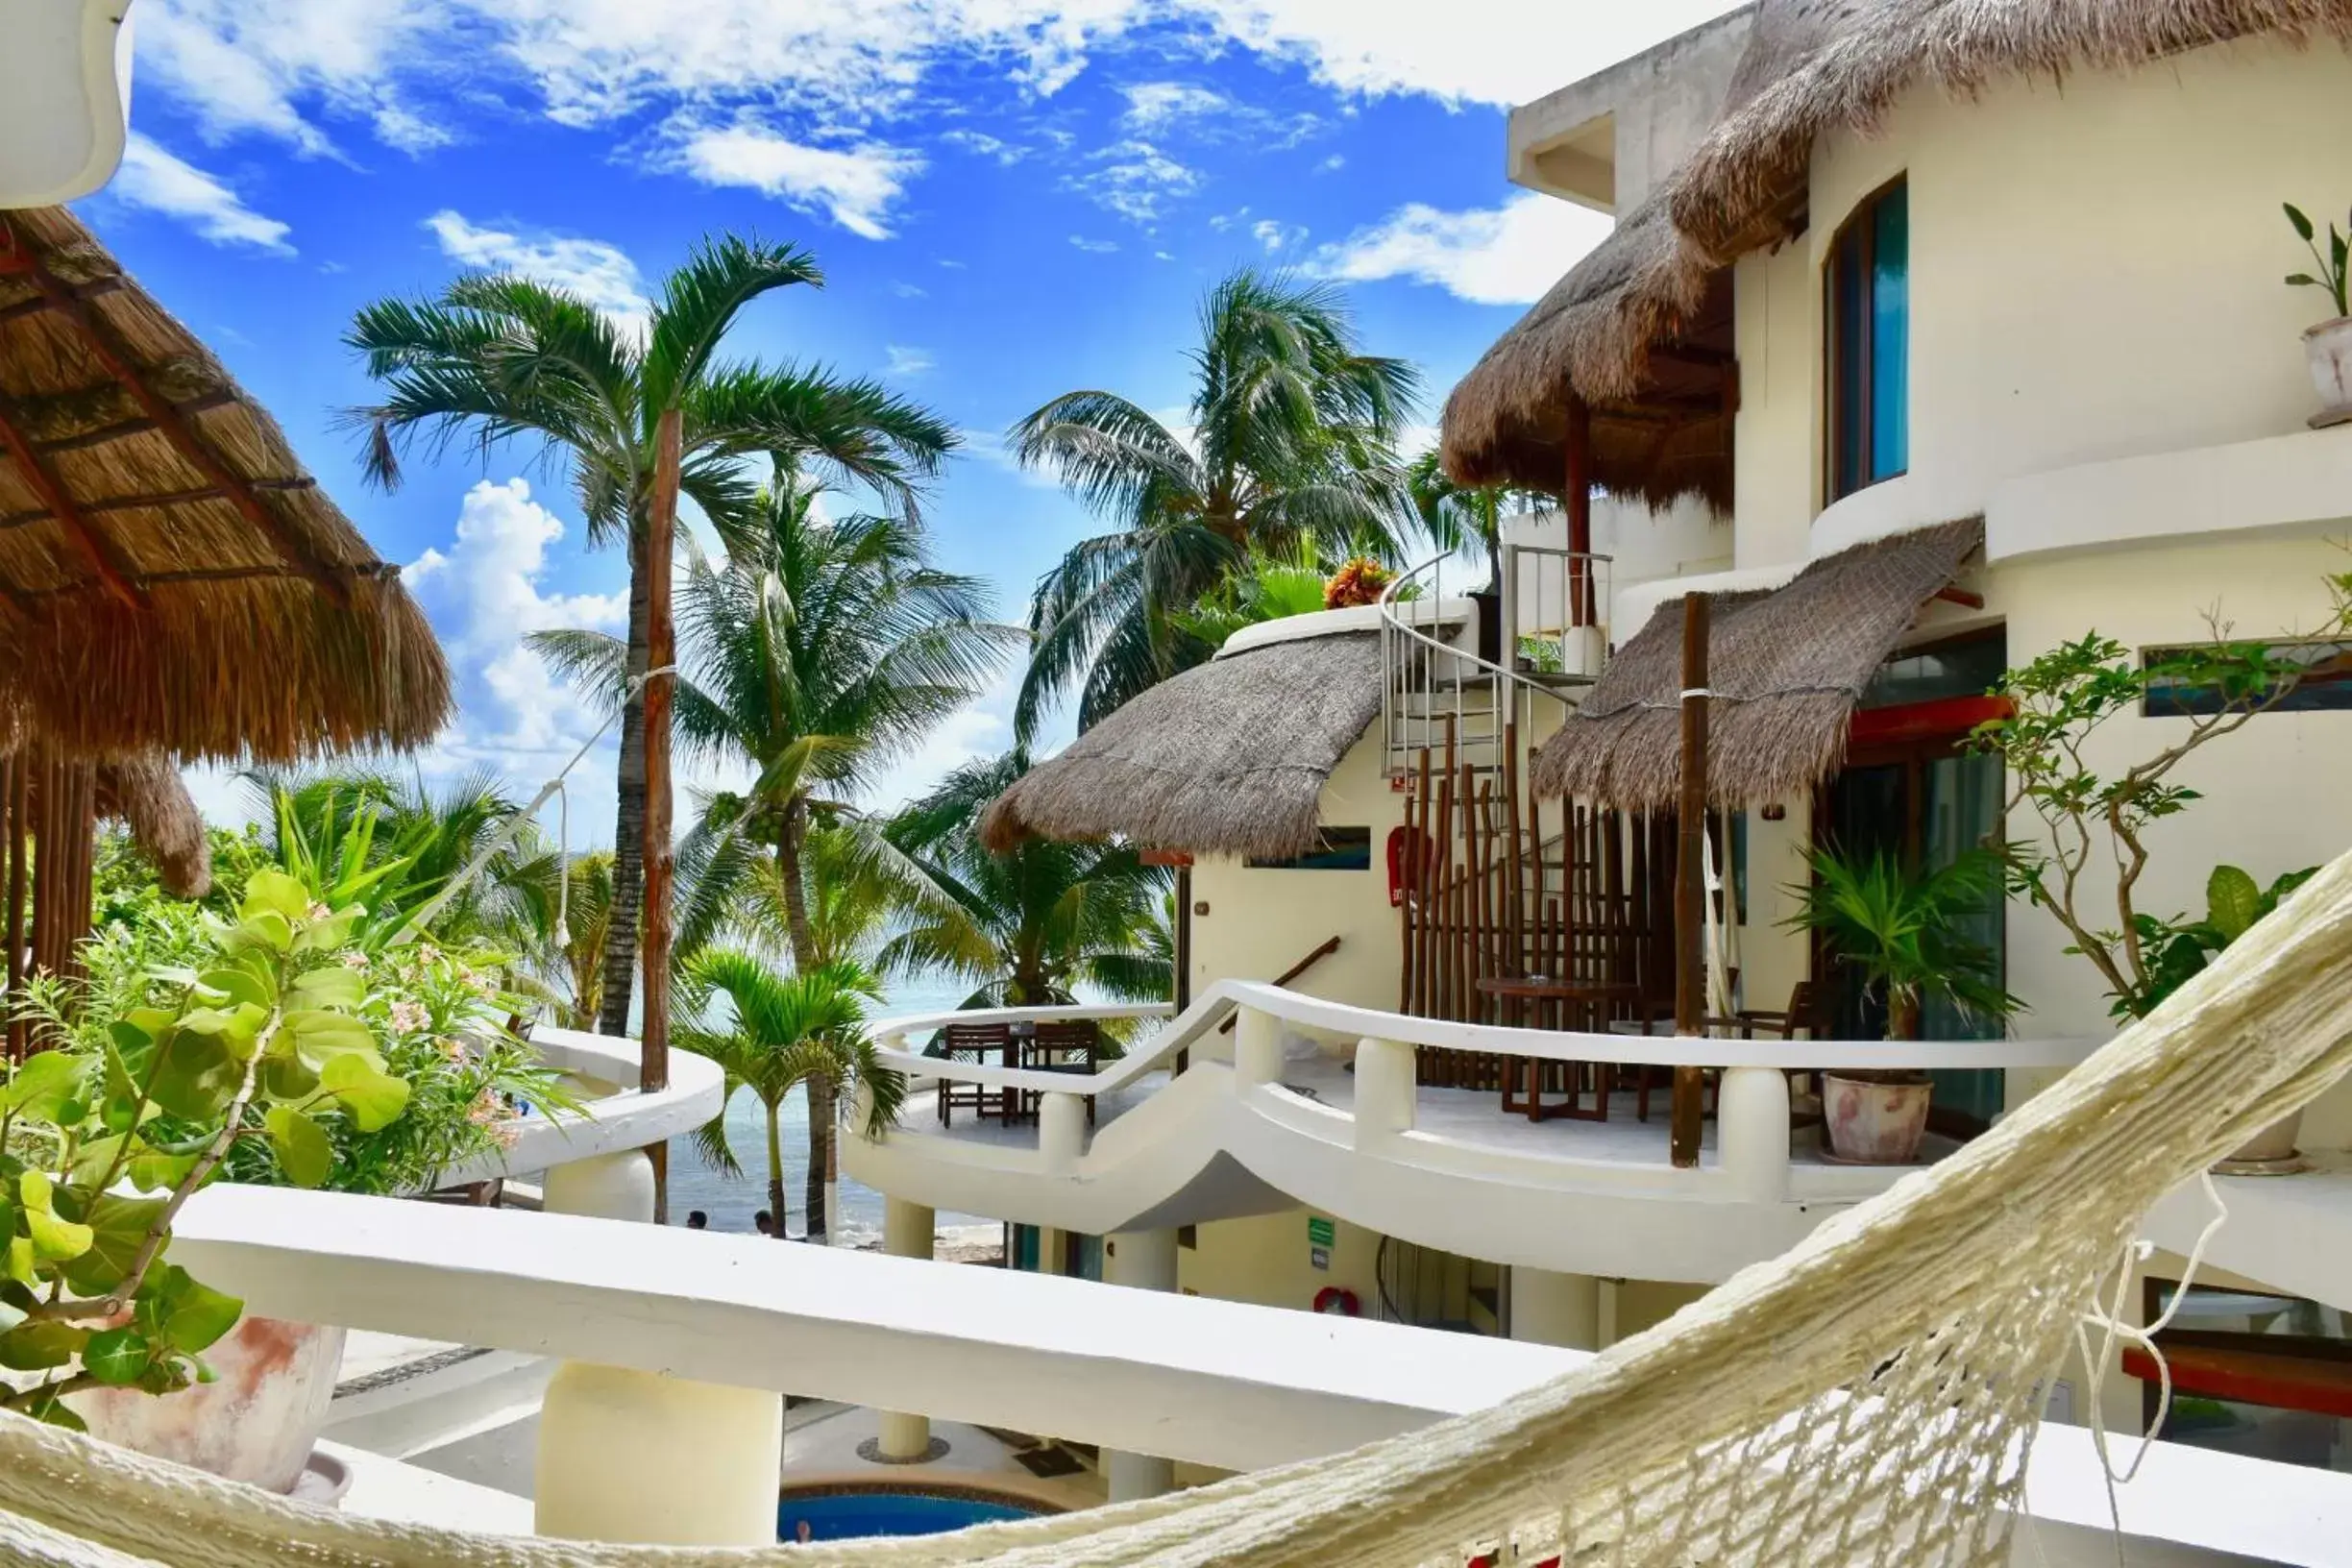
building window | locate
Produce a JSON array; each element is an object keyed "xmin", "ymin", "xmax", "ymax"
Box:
[
  {"xmin": 1245, "ymin": 826, "xmax": 1372, "ymax": 871},
  {"xmin": 1826, "ymin": 179, "xmax": 1909, "ymax": 500},
  {"xmin": 2143, "ymin": 639, "xmax": 2352, "ymax": 717}
]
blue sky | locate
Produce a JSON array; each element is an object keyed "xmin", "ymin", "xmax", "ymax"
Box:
[{"xmin": 85, "ymin": 0, "xmax": 1740, "ymax": 846}]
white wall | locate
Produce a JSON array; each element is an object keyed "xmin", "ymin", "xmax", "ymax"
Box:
[{"xmin": 1734, "ymin": 35, "xmax": 2352, "ymax": 557}]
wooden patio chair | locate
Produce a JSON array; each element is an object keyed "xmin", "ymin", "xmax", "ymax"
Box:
[
  {"xmin": 935, "ymin": 1021, "xmax": 1013, "ymax": 1127},
  {"xmin": 1019, "ymin": 1019, "xmax": 1103, "ymax": 1126}
]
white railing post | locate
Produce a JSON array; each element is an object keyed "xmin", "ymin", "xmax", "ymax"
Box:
[
  {"xmin": 1353, "ymin": 1038, "xmax": 1418, "ymax": 1151},
  {"xmin": 1040, "ymin": 1091, "xmax": 1087, "ymax": 1175},
  {"xmin": 1717, "ymin": 1065, "xmax": 1792, "ymax": 1203},
  {"xmin": 534, "ymin": 1152, "xmax": 784, "ymax": 1546},
  {"xmin": 1235, "ymin": 1006, "xmax": 1282, "ymax": 1088}
]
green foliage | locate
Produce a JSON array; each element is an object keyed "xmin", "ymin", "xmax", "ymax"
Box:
[
  {"xmin": 2127, "ymin": 864, "xmax": 2317, "ymax": 1022},
  {"xmin": 1166, "ymin": 545, "xmax": 1336, "ymax": 649},
  {"xmin": 1782, "ymin": 845, "xmax": 2020, "ymax": 1041},
  {"xmin": 1011, "ymin": 268, "xmax": 1424, "ymax": 741},
  {"xmin": 1970, "ymin": 575, "xmax": 2352, "ymax": 1019},
  {"xmin": 2285, "ymin": 202, "xmax": 2352, "ymax": 320},
  {"xmin": 1405, "ymin": 447, "xmax": 1551, "ymax": 588}
]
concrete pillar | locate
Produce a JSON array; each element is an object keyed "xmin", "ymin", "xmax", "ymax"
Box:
[
  {"xmin": 1039, "ymin": 1091, "xmax": 1086, "ymax": 1175},
  {"xmin": 1102, "ymin": 1228, "xmax": 1182, "ymax": 1501},
  {"xmin": 534, "ymin": 1149, "xmax": 784, "ymax": 1544},
  {"xmin": 1234, "ymin": 1006, "xmax": 1281, "ymax": 1088},
  {"xmin": 1352, "ymin": 1038, "xmax": 1417, "ymax": 1148},
  {"xmin": 1037, "ymin": 1227, "xmax": 1066, "ymax": 1276},
  {"xmin": 1509, "ymin": 1267, "xmax": 1602, "ymax": 1351},
  {"xmin": 1717, "ymin": 1065, "xmax": 1792, "ymax": 1202},
  {"xmin": 876, "ymin": 1199, "xmax": 937, "ymax": 1462}
]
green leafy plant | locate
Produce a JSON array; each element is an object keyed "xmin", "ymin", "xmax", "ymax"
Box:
[
  {"xmin": 0, "ymin": 870, "xmax": 419, "ymax": 1424},
  {"xmin": 2286, "ymin": 203, "xmax": 2352, "ymax": 320},
  {"xmin": 1783, "ymin": 845, "xmax": 2020, "ymax": 1051},
  {"xmin": 2132, "ymin": 864, "xmax": 2317, "ymax": 1023},
  {"xmin": 1970, "ymin": 575, "xmax": 2352, "ymax": 1020}
]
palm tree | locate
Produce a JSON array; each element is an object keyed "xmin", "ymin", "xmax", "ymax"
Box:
[
  {"xmin": 348, "ymin": 234, "xmax": 958, "ymax": 1039},
  {"xmin": 676, "ymin": 950, "xmax": 903, "ymax": 1241},
  {"xmin": 1405, "ymin": 448, "xmax": 1550, "ymax": 591},
  {"xmin": 514, "ymin": 850, "xmax": 616, "ymax": 1031},
  {"xmin": 536, "ymin": 469, "xmax": 1017, "ymax": 1237},
  {"xmin": 1010, "ymin": 268, "xmax": 1420, "ymax": 741},
  {"xmin": 879, "ymin": 751, "xmax": 1173, "ymax": 1009}
]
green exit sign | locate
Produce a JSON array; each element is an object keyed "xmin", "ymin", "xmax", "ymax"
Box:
[{"xmin": 1307, "ymin": 1215, "xmax": 1335, "ymax": 1248}]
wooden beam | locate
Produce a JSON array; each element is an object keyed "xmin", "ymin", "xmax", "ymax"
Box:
[
  {"xmin": 1933, "ymin": 585, "xmax": 1986, "ymax": 610},
  {"xmin": 32, "ymin": 390, "xmax": 238, "ymax": 455},
  {"xmin": 0, "ymin": 475, "xmax": 318, "ymax": 530},
  {"xmin": 0, "ymin": 400, "xmax": 142, "ymax": 610},
  {"xmin": 10, "ymin": 558, "xmax": 396, "ymax": 600},
  {"xmin": 0, "ymin": 220, "xmax": 348, "ymax": 607},
  {"xmin": 1670, "ymin": 592, "xmax": 1710, "ymax": 1170},
  {"xmin": 1565, "ymin": 394, "xmax": 1594, "ymax": 627},
  {"xmin": 0, "ymin": 278, "xmax": 126, "ymax": 327}
]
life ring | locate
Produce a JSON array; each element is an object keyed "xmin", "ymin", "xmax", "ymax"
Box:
[{"xmin": 1312, "ymin": 1286, "xmax": 1360, "ymax": 1316}]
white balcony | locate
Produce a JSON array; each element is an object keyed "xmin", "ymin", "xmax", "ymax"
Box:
[{"xmin": 847, "ymin": 986, "xmax": 2095, "ymax": 1284}]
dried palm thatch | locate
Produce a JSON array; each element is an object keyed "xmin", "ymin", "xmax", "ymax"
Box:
[
  {"xmin": 1438, "ymin": 196, "xmax": 1730, "ymax": 509},
  {"xmin": 1532, "ymin": 520, "xmax": 1982, "ymax": 809},
  {"xmin": 94, "ymin": 754, "xmax": 210, "ymax": 899},
  {"xmin": 0, "ymin": 207, "xmax": 450, "ymax": 763},
  {"xmin": 982, "ymin": 632, "xmax": 1383, "ymax": 859},
  {"xmin": 1672, "ymin": 0, "xmax": 2352, "ymax": 260}
]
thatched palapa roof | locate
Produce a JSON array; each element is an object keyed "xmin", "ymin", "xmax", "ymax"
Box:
[
  {"xmin": 94, "ymin": 755, "xmax": 210, "ymax": 899},
  {"xmin": 0, "ymin": 207, "xmax": 450, "ymax": 763},
  {"xmin": 1444, "ymin": 0, "xmax": 2352, "ymax": 501},
  {"xmin": 982, "ymin": 632, "xmax": 1384, "ymax": 860},
  {"xmin": 1531, "ymin": 520, "xmax": 1982, "ymax": 810}
]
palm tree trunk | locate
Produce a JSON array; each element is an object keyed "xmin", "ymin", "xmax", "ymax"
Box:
[
  {"xmin": 766, "ymin": 1101, "xmax": 788, "ymax": 1242},
  {"xmin": 597, "ymin": 529, "xmax": 651, "ymax": 1039},
  {"xmin": 774, "ymin": 798, "xmax": 832, "ymax": 1243}
]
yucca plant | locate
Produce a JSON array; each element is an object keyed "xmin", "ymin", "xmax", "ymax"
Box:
[
  {"xmin": 2286, "ymin": 202, "xmax": 2352, "ymax": 320},
  {"xmin": 1783, "ymin": 845, "xmax": 2020, "ymax": 1052}
]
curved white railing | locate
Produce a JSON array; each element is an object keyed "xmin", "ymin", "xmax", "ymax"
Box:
[
  {"xmin": 870, "ymin": 997, "xmax": 1198, "ymax": 1097},
  {"xmin": 430, "ymin": 1026, "xmax": 726, "ymax": 1189},
  {"xmin": 1377, "ymin": 549, "xmax": 1596, "ymax": 778}
]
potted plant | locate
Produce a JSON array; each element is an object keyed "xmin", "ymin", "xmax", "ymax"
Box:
[
  {"xmin": 2285, "ymin": 203, "xmax": 2352, "ymax": 427},
  {"xmin": 1784, "ymin": 845, "xmax": 2020, "ymax": 1164},
  {"xmin": 2136, "ymin": 864, "xmax": 2317, "ymax": 1172},
  {"xmin": 3, "ymin": 867, "xmax": 563, "ymax": 1494}
]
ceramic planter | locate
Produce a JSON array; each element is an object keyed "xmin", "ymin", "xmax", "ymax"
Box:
[
  {"xmin": 2307, "ymin": 317, "xmax": 2352, "ymax": 427},
  {"xmin": 70, "ymin": 1316, "xmax": 345, "ymax": 1493},
  {"xmin": 2213, "ymin": 1107, "xmax": 2308, "ymax": 1176},
  {"xmin": 1822, "ymin": 1072, "xmax": 1932, "ymax": 1164}
]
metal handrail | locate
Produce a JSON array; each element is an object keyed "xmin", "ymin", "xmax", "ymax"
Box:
[{"xmin": 1377, "ymin": 551, "xmax": 1595, "ymax": 779}]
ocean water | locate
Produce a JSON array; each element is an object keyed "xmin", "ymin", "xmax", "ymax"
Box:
[{"xmin": 663, "ymin": 975, "xmax": 1002, "ymax": 1248}]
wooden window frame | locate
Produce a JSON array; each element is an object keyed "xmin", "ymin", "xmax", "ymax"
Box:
[{"xmin": 1824, "ymin": 175, "xmax": 1910, "ymax": 502}]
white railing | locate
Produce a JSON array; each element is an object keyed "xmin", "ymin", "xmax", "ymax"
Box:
[
  {"xmin": 165, "ymin": 1184, "xmax": 2352, "ymax": 1568},
  {"xmin": 430, "ymin": 1027, "xmax": 726, "ymax": 1190},
  {"xmin": 1376, "ymin": 552, "xmax": 1589, "ymax": 781},
  {"xmin": 1503, "ymin": 541, "xmax": 1613, "ymax": 687}
]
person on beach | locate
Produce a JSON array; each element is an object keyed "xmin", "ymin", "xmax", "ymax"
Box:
[{"xmin": 755, "ymin": 1210, "xmax": 774, "ymax": 1236}]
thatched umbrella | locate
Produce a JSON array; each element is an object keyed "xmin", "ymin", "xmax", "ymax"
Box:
[
  {"xmin": 1532, "ymin": 520, "xmax": 1984, "ymax": 810},
  {"xmin": 92, "ymin": 755, "xmax": 210, "ymax": 899},
  {"xmin": 0, "ymin": 206, "xmax": 450, "ymax": 763},
  {"xmin": 982, "ymin": 631, "xmax": 1384, "ymax": 861}
]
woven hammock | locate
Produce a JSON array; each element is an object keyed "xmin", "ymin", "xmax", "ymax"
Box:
[{"xmin": 8, "ymin": 848, "xmax": 2352, "ymax": 1567}]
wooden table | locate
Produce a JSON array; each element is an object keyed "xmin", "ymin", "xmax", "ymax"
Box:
[{"xmin": 1475, "ymin": 977, "xmax": 1640, "ymax": 1122}]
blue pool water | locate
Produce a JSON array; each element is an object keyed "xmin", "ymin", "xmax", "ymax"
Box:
[{"xmin": 777, "ymin": 1490, "xmax": 1041, "ymax": 1541}]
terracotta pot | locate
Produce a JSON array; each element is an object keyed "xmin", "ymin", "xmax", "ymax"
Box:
[
  {"xmin": 70, "ymin": 1316, "xmax": 345, "ymax": 1493},
  {"xmin": 2214, "ymin": 1108, "xmax": 2307, "ymax": 1175},
  {"xmin": 1822, "ymin": 1072, "xmax": 1932, "ymax": 1164},
  {"xmin": 2306, "ymin": 317, "xmax": 2352, "ymax": 426}
]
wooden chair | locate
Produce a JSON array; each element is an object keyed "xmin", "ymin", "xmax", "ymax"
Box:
[
  {"xmin": 935, "ymin": 1021, "xmax": 1013, "ymax": 1127},
  {"xmin": 1724, "ymin": 979, "xmax": 1831, "ymax": 1128},
  {"xmin": 1020, "ymin": 1019, "xmax": 1102, "ymax": 1126}
]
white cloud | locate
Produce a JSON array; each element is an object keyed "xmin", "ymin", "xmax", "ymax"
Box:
[
  {"xmin": 1318, "ymin": 153, "xmax": 1345, "ymax": 173},
  {"xmin": 1251, "ymin": 217, "xmax": 1307, "ymax": 253},
  {"xmin": 1118, "ymin": 81, "xmax": 1227, "ymax": 131},
  {"xmin": 885, "ymin": 344, "xmax": 937, "ymax": 378},
  {"xmin": 1071, "ymin": 138, "xmax": 1198, "ymax": 225},
  {"xmin": 1312, "ymin": 190, "xmax": 1611, "ymax": 306},
  {"xmin": 892, "ymin": 281, "xmax": 930, "ymax": 299},
  {"xmin": 940, "ymin": 129, "xmax": 1027, "ymax": 165},
  {"xmin": 1069, "ymin": 234, "xmax": 1119, "ymax": 254},
  {"xmin": 404, "ymin": 478, "xmax": 627, "ymax": 758},
  {"xmin": 423, "ymin": 210, "xmax": 651, "ymax": 336},
  {"xmin": 672, "ymin": 122, "xmax": 920, "ymax": 240},
  {"xmin": 109, "ymin": 135, "xmax": 294, "ymax": 254}
]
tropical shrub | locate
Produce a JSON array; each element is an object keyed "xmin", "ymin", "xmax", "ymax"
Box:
[
  {"xmin": 2130, "ymin": 864, "xmax": 2316, "ymax": 1023},
  {"xmin": 2285, "ymin": 202, "xmax": 2351, "ymax": 320},
  {"xmin": 1782, "ymin": 845, "xmax": 2020, "ymax": 1046}
]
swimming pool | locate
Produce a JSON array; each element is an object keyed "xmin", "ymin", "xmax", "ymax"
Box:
[{"xmin": 775, "ymin": 1486, "xmax": 1048, "ymax": 1542}]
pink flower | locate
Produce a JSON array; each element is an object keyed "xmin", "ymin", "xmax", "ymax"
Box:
[
  {"xmin": 307, "ymin": 901, "xmax": 331, "ymax": 920},
  {"xmin": 340, "ymin": 951, "xmax": 369, "ymax": 971},
  {"xmin": 389, "ymin": 1000, "xmax": 429, "ymax": 1033}
]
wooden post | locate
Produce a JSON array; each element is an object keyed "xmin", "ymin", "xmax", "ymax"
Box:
[
  {"xmin": 1565, "ymin": 395, "xmax": 1594, "ymax": 627},
  {"xmin": 640, "ymin": 407, "xmax": 682, "ymax": 1219},
  {"xmin": 1671, "ymin": 593, "xmax": 1710, "ymax": 1169},
  {"xmin": 3, "ymin": 757, "xmax": 19, "ymax": 1060},
  {"xmin": 1172, "ymin": 858, "xmax": 1192, "ymax": 1074}
]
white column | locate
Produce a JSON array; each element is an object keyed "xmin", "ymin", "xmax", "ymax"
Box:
[
  {"xmin": 1037, "ymin": 1227, "xmax": 1066, "ymax": 1276},
  {"xmin": 1717, "ymin": 1065, "xmax": 1793, "ymax": 1202},
  {"xmin": 1039, "ymin": 1091, "xmax": 1086, "ymax": 1175},
  {"xmin": 875, "ymin": 1198, "xmax": 937, "ymax": 1463},
  {"xmin": 1508, "ymin": 1267, "xmax": 1602, "ymax": 1351},
  {"xmin": 534, "ymin": 1150, "xmax": 784, "ymax": 1545},
  {"xmin": 1103, "ymin": 1229, "xmax": 1181, "ymax": 1501},
  {"xmin": 1352, "ymin": 1038, "xmax": 1417, "ymax": 1149},
  {"xmin": 1234, "ymin": 1006, "xmax": 1281, "ymax": 1088}
]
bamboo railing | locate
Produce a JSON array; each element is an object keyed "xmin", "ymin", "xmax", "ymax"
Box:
[{"xmin": 1, "ymin": 751, "xmax": 99, "ymax": 1059}]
